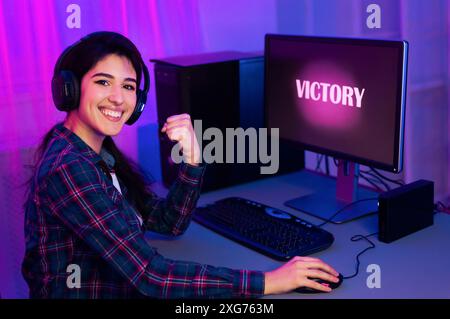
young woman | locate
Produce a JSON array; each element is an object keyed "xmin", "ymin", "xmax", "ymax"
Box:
[{"xmin": 22, "ymin": 31, "xmax": 339, "ymax": 299}]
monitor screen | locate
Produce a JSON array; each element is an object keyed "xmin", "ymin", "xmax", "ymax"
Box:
[{"xmin": 265, "ymin": 34, "xmax": 408, "ymax": 172}]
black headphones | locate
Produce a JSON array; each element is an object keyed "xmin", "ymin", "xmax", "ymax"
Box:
[{"xmin": 51, "ymin": 32, "xmax": 150, "ymax": 125}]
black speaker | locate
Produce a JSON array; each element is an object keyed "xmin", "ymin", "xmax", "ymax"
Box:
[
  {"xmin": 378, "ymin": 180, "xmax": 434, "ymax": 243},
  {"xmin": 151, "ymin": 51, "xmax": 304, "ymax": 192}
]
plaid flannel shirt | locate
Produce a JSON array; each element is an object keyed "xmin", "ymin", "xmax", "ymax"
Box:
[{"xmin": 22, "ymin": 123, "xmax": 264, "ymax": 299}]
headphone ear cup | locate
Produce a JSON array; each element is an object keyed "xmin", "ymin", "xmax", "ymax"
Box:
[
  {"xmin": 51, "ymin": 70, "xmax": 80, "ymax": 111},
  {"xmin": 126, "ymin": 89, "xmax": 147, "ymax": 125}
]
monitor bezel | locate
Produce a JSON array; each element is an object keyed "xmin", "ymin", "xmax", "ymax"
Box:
[{"xmin": 264, "ymin": 34, "xmax": 408, "ymax": 173}]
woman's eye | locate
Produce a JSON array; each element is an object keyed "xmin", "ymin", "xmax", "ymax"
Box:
[
  {"xmin": 123, "ymin": 84, "xmax": 136, "ymax": 91},
  {"xmin": 95, "ymin": 79, "xmax": 109, "ymax": 86}
]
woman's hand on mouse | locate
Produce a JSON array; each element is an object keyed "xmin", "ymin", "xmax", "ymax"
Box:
[
  {"xmin": 161, "ymin": 113, "xmax": 201, "ymax": 166},
  {"xmin": 264, "ymin": 256, "xmax": 340, "ymax": 295}
]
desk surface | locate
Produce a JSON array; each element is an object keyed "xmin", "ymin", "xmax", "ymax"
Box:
[{"xmin": 146, "ymin": 170, "xmax": 450, "ymax": 298}]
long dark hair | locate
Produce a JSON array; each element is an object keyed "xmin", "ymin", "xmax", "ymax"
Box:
[{"xmin": 27, "ymin": 31, "xmax": 154, "ymax": 216}]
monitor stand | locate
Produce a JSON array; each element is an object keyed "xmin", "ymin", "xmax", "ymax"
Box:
[{"xmin": 285, "ymin": 160, "xmax": 379, "ymax": 224}]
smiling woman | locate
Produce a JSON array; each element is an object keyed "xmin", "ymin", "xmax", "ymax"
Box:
[
  {"xmin": 22, "ymin": 31, "xmax": 339, "ymax": 299},
  {"xmin": 64, "ymin": 54, "xmax": 138, "ymax": 152},
  {"xmin": 22, "ymin": 31, "xmax": 212, "ymax": 299}
]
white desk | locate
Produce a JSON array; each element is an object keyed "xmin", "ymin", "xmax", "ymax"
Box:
[{"xmin": 146, "ymin": 170, "xmax": 450, "ymax": 298}]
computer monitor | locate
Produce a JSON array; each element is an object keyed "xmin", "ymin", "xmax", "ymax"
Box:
[{"xmin": 265, "ymin": 34, "xmax": 408, "ymax": 223}]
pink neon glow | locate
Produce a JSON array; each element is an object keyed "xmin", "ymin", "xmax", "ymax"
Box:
[
  {"xmin": 296, "ymin": 61, "xmax": 362, "ymax": 131},
  {"xmin": 0, "ymin": 3, "xmax": 17, "ymax": 152},
  {"xmin": 120, "ymin": 0, "xmax": 129, "ymax": 35},
  {"xmin": 148, "ymin": 0, "xmax": 165, "ymax": 55},
  {"xmin": 188, "ymin": 0, "xmax": 204, "ymax": 51}
]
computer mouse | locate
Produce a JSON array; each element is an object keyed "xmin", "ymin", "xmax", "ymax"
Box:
[{"xmin": 294, "ymin": 273, "xmax": 343, "ymax": 294}]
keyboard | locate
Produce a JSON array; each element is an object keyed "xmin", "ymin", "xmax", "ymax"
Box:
[{"xmin": 193, "ymin": 197, "xmax": 335, "ymax": 261}]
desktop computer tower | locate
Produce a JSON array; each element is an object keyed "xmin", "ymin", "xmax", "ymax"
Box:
[{"xmin": 152, "ymin": 52, "xmax": 304, "ymax": 192}]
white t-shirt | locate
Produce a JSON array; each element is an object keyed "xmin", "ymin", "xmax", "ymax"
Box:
[{"xmin": 101, "ymin": 148, "xmax": 144, "ymax": 227}]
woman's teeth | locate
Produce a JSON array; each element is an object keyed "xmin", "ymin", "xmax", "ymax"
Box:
[{"xmin": 100, "ymin": 108, "xmax": 122, "ymax": 120}]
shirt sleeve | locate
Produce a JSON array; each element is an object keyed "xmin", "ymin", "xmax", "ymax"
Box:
[
  {"xmin": 142, "ymin": 163, "xmax": 206, "ymax": 236},
  {"xmin": 41, "ymin": 156, "xmax": 264, "ymax": 298}
]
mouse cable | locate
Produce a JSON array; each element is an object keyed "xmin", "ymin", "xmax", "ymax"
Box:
[
  {"xmin": 316, "ymin": 198, "xmax": 378, "ymax": 228},
  {"xmin": 342, "ymin": 232, "xmax": 378, "ymax": 280},
  {"xmin": 314, "ymin": 197, "xmax": 379, "ymax": 280}
]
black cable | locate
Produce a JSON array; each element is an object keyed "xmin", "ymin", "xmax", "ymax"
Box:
[
  {"xmin": 436, "ymin": 201, "xmax": 450, "ymax": 214},
  {"xmin": 364, "ymin": 175, "xmax": 388, "ymax": 191},
  {"xmin": 310, "ymin": 168, "xmax": 379, "ymax": 280},
  {"xmin": 330, "ymin": 158, "xmax": 386, "ymax": 191},
  {"xmin": 436, "ymin": 201, "xmax": 446, "ymax": 210},
  {"xmin": 323, "ymin": 158, "xmax": 383, "ymax": 281},
  {"xmin": 325, "ymin": 156, "xmax": 330, "ymax": 176},
  {"xmin": 315, "ymin": 154, "xmax": 324, "ymax": 172},
  {"xmin": 333, "ymin": 158, "xmax": 339, "ymax": 167},
  {"xmin": 316, "ymin": 197, "xmax": 379, "ymax": 228},
  {"xmin": 358, "ymin": 172, "xmax": 385, "ymax": 193},
  {"xmin": 364, "ymin": 232, "xmax": 379, "ymax": 238},
  {"xmin": 369, "ymin": 167, "xmax": 405, "ymax": 187},
  {"xmin": 342, "ymin": 232, "xmax": 377, "ymax": 280},
  {"xmin": 360, "ymin": 170, "xmax": 389, "ymax": 190},
  {"xmin": 360, "ymin": 170, "xmax": 390, "ymax": 191},
  {"xmin": 333, "ymin": 159, "xmax": 404, "ymax": 190}
]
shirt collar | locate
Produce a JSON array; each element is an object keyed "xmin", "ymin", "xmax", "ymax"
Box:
[{"xmin": 53, "ymin": 122, "xmax": 104, "ymax": 165}]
